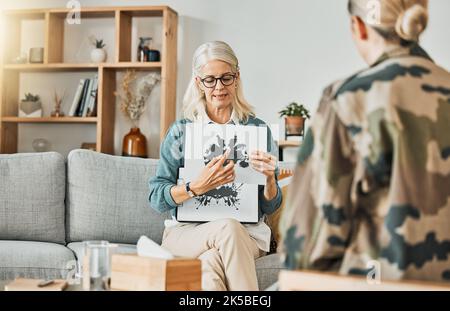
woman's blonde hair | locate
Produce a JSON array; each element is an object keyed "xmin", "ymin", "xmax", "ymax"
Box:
[
  {"xmin": 348, "ymin": 0, "xmax": 428, "ymax": 43},
  {"xmin": 182, "ymin": 41, "xmax": 255, "ymax": 122}
]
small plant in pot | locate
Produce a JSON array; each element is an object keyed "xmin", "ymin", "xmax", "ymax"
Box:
[
  {"xmin": 19, "ymin": 93, "xmax": 42, "ymax": 118},
  {"xmin": 89, "ymin": 35, "xmax": 107, "ymax": 63},
  {"xmin": 279, "ymin": 102, "xmax": 311, "ymax": 136}
]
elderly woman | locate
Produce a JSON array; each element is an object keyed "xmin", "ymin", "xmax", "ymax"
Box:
[
  {"xmin": 149, "ymin": 41, "xmax": 282, "ymax": 291},
  {"xmin": 280, "ymin": 0, "xmax": 450, "ymax": 282}
]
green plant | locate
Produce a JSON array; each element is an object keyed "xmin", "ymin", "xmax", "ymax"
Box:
[
  {"xmin": 89, "ymin": 35, "xmax": 106, "ymax": 49},
  {"xmin": 94, "ymin": 39, "xmax": 105, "ymax": 49},
  {"xmin": 21, "ymin": 93, "xmax": 40, "ymax": 102},
  {"xmin": 279, "ymin": 102, "xmax": 310, "ymax": 119}
]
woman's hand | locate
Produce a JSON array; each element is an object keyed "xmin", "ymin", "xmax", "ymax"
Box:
[
  {"xmin": 250, "ymin": 150, "xmax": 277, "ymax": 181},
  {"xmin": 250, "ymin": 150, "xmax": 278, "ymax": 201},
  {"xmin": 190, "ymin": 150, "xmax": 235, "ymax": 196}
]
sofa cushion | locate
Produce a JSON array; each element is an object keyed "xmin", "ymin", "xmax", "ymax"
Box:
[
  {"xmin": 0, "ymin": 241, "xmax": 76, "ymax": 281},
  {"xmin": 0, "ymin": 152, "xmax": 66, "ymax": 244},
  {"xmin": 66, "ymin": 149, "xmax": 170, "ymax": 245},
  {"xmin": 256, "ymin": 253, "xmax": 284, "ymax": 290}
]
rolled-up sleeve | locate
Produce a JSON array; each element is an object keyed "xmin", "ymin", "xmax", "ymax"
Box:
[
  {"xmin": 258, "ymin": 125, "xmax": 282, "ymax": 215},
  {"xmin": 149, "ymin": 122, "xmax": 184, "ymax": 213}
]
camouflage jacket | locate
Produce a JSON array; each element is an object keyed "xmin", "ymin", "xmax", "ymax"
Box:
[{"xmin": 279, "ymin": 44, "xmax": 450, "ymax": 283}]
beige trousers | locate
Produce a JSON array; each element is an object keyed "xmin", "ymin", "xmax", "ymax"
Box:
[{"xmin": 161, "ymin": 218, "xmax": 263, "ymax": 291}]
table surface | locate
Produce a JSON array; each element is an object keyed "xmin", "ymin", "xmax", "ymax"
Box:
[{"xmin": 0, "ymin": 279, "xmax": 85, "ymax": 291}]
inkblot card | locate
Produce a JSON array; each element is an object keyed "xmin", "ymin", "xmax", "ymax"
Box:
[
  {"xmin": 184, "ymin": 123, "xmax": 268, "ymax": 185},
  {"xmin": 177, "ymin": 123, "xmax": 266, "ymax": 223},
  {"xmin": 177, "ymin": 168, "xmax": 259, "ymax": 223}
]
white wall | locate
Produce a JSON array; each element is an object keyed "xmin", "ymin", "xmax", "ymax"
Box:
[{"xmin": 1, "ymin": 0, "xmax": 449, "ymax": 161}]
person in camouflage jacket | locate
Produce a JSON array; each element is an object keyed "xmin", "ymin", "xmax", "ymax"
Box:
[{"xmin": 280, "ymin": 0, "xmax": 450, "ymax": 282}]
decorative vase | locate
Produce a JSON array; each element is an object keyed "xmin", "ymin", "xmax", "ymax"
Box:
[
  {"xmin": 32, "ymin": 138, "xmax": 50, "ymax": 152},
  {"xmin": 29, "ymin": 47, "xmax": 44, "ymax": 63},
  {"xmin": 90, "ymin": 48, "xmax": 107, "ymax": 63},
  {"xmin": 19, "ymin": 100, "xmax": 43, "ymax": 118},
  {"xmin": 122, "ymin": 127, "xmax": 148, "ymax": 158},
  {"xmin": 285, "ymin": 116, "xmax": 305, "ymax": 136},
  {"xmin": 147, "ymin": 49, "xmax": 161, "ymax": 62}
]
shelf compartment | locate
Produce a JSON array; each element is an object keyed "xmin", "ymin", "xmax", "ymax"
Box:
[
  {"xmin": 116, "ymin": 10, "xmax": 164, "ymax": 63},
  {"xmin": 2, "ymin": 13, "xmax": 46, "ymax": 66},
  {"xmin": 45, "ymin": 11, "xmax": 116, "ymax": 64}
]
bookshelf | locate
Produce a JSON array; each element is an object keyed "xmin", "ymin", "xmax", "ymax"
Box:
[{"xmin": 0, "ymin": 6, "xmax": 178, "ymax": 155}]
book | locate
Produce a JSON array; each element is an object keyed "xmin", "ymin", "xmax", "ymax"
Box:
[
  {"xmin": 82, "ymin": 78, "xmax": 94, "ymax": 117},
  {"xmin": 77, "ymin": 79, "xmax": 90, "ymax": 117},
  {"xmin": 86, "ymin": 75, "xmax": 98, "ymax": 117},
  {"xmin": 68, "ymin": 79, "xmax": 86, "ymax": 117},
  {"xmin": 5, "ymin": 278, "xmax": 68, "ymax": 291}
]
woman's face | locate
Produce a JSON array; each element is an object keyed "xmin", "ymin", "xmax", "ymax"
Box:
[{"xmin": 196, "ymin": 60, "xmax": 239, "ymax": 110}]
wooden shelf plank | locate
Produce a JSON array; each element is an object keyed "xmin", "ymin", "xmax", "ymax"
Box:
[
  {"xmin": 2, "ymin": 9, "xmax": 47, "ymax": 19},
  {"xmin": 3, "ymin": 63, "xmax": 100, "ymax": 72},
  {"xmin": 3, "ymin": 63, "xmax": 162, "ymax": 71},
  {"xmin": 4, "ymin": 6, "xmax": 171, "ymax": 18},
  {"xmin": 105, "ymin": 62, "xmax": 162, "ymax": 69},
  {"xmin": 1, "ymin": 117, "xmax": 98, "ymax": 124},
  {"xmin": 278, "ymin": 140, "xmax": 301, "ymax": 148},
  {"xmin": 51, "ymin": 6, "xmax": 168, "ymax": 16}
]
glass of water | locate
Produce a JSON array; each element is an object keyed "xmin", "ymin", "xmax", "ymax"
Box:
[{"xmin": 82, "ymin": 241, "xmax": 116, "ymax": 291}]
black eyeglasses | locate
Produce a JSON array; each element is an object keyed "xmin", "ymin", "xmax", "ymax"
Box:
[{"xmin": 199, "ymin": 73, "xmax": 236, "ymax": 88}]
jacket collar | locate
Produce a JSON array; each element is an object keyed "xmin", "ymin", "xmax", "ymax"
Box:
[
  {"xmin": 195, "ymin": 106, "xmax": 240, "ymax": 125},
  {"xmin": 371, "ymin": 42, "xmax": 433, "ymax": 68}
]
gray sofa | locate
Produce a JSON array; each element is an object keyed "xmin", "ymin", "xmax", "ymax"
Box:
[{"xmin": 0, "ymin": 149, "xmax": 287, "ymax": 290}]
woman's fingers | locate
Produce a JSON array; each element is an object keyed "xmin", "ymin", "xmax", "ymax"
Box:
[
  {"xmin": 206, "ymin": 155, "xmax": 221, "ymax": 168},
  {"xmin": 212, "ymin": 150, "xmax": 230, "ymax": 170},
  {"xmin": 215, "ymin": 170, "xmax": 235, "ymax": 186},
  {"xmin": 221, "ymin": 160, "xmax": 235, "ymax": 175},
  {"xmin": 250, "ymin": 151, "xmax": 277, "ymax": 164},
  {"xmin": 251, "ymin": 160, "xmax": 275, "ymax": 173}
]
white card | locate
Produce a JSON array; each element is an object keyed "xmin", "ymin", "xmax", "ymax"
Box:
[
  {"xmin": 184, "ymin": 123, "xmax": 267, "ymax": 185},
  {"xmin": 176, "ymin": 168, "xmax": 259, "ymax": 223}
]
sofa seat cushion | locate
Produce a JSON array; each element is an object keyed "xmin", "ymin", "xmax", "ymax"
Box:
[
  {"xmin": 0, "ymin": 152, "xmax": 66, "ymax": 244},
  {"xmin": 0, "ymin": 241, "xmax": 76, "ymax": 281},
  {"xmin": 66, "ymin": 150, "xmax": 170, "ymax": 245},
  {"xmin": 256, "ymin": 253, "xmax": 284, "ymax": 290}
]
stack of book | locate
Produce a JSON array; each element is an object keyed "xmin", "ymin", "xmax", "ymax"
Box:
[{"xmin": 67, "ymin": 75, "xmax": 99, "ymax": 117}]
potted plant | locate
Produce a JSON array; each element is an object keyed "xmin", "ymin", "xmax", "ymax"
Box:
[
  {"xmin": 279, "ymin": 102, "xmax": 311, "ymax": 136},
  {"xmin": 89, "ymin": 36, "xmax": 107, "ymax": 63},
  {"xmin": 19, "ymin": 93, "xmax": 42, "ymax": 118}
]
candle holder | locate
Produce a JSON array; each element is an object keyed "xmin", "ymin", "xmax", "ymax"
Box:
[{"xmin": 51, "ymin": 90, "xmax": 65, "ymax": 117}]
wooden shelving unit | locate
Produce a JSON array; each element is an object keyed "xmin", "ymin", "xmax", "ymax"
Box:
[{"xmin": 0, "ymin": 6, "xmax": 178, "ymax": 155}]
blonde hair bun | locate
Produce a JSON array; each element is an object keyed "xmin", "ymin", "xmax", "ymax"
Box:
[{"xmin": 395, "ymin": 4, "xmax": 428, "ymax": 42}]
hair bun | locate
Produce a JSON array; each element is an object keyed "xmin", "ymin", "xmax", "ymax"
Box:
[{"xmin": 395, "ymin": 4, "xmax": 428, "ymax": 42}]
